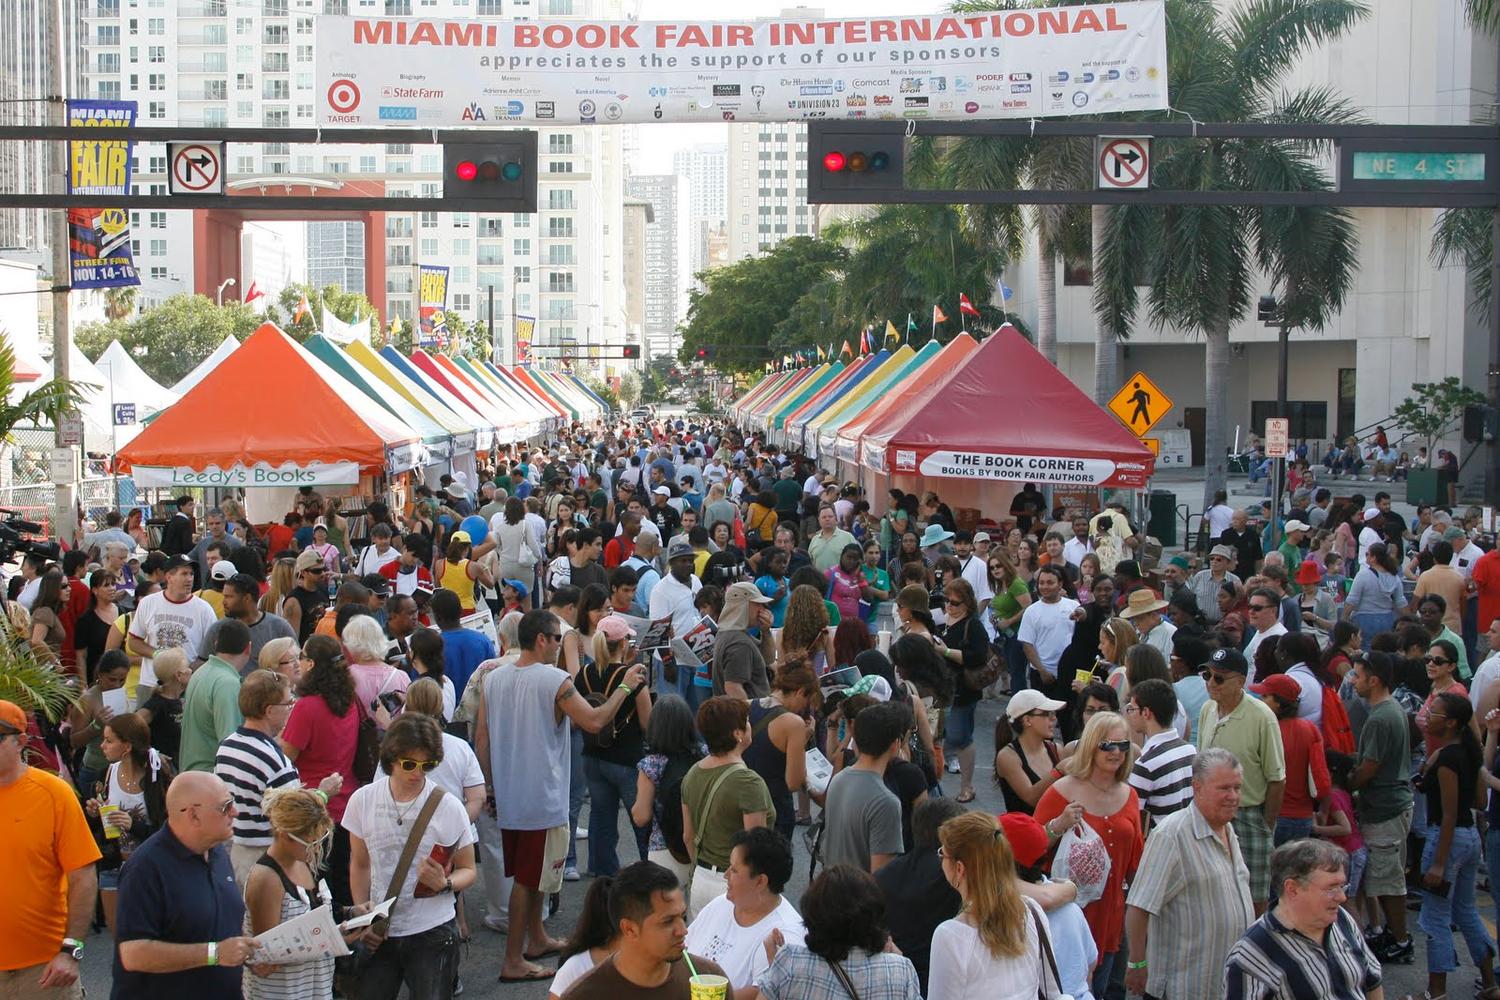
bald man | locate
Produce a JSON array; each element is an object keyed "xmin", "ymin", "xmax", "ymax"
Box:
[{"xmin": 112, "ymin": 772, "xmax": 258, "ymax": 1000}]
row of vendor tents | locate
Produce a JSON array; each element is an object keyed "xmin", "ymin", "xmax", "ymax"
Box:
[
  {"xmin": 40, "ymin": 323, "xmax": 606, "ymax": 486},
  {"xmin": 730, "ymin": 324, "xmax": 1156, "ymax": 500}
]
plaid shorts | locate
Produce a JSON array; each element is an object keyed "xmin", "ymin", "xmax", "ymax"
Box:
[{"xmin": 1234, "ymin": 804, "xmax": 1273, "ymax": 903}]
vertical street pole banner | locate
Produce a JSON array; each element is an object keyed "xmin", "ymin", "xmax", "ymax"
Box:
[
  {"xmin": 417, "ymin": 264, "xmax": 450, "ymax": 347},
  {"xmin": 66, "ymin": 99, "xmax": 139, "ymax": 290},
  {"xmin": 515, "ymin": 315, "xmax": 535, "ymax": 366}
]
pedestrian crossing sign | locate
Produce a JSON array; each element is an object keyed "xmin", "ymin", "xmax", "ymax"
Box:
[{"xmin": 1107, "ymin": 371, "xmax": 1172, "ymax": 437}]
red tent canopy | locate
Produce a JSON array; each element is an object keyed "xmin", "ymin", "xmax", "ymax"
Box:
[
  {"xmin": 118, "ymin": 323, "xmax": 418, "ymax": 481},
  {"xmin": 861, "ymin": 325, "xmax": 1154, "ymax": 488}
]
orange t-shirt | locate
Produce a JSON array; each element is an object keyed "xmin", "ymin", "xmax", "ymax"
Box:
[{"xmin": 0, "ymin": 766, "xmax": 102, "ymax": 970}]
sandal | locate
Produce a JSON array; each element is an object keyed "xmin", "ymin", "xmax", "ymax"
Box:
[{"xmin": 956, "ymin": 790, "xmax": 977, "ymax": 804}]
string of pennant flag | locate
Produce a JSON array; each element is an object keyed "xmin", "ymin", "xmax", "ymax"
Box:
[{"xmin": 766, "ymin": 290, "xmax": 1003, "ymax": 373}]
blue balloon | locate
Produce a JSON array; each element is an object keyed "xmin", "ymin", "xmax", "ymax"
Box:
[{"xmin": 460, "ymin": 514, "xmax": 489, "ymax": 545}]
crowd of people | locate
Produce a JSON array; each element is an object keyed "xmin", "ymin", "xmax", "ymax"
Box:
[{"xmin": 4, "ymin": 411, "xmax": 1500, "ymax": 1000}]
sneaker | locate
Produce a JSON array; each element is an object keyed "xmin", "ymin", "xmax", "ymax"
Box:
[
  {"xmin": 482, "ymin": 914, "xmax": 509, "ymax": 934},
  {"xmin": 945, "ymin": 757, "xmax": 961, "ymax": 774},
  {"xmin": 564, "ymin": 865, "xmax": 581, "ymax": 882},
  {"xmin": 547, "ymin": 891, "xmax": 561, "ymax": 919},
  {"xmin": 1377, "ymin": 935, "xmax": 1414, "ymax": 964},
  {"xmin": 453, "ymin": 977, "xmax": 464, "ymax": 996}
]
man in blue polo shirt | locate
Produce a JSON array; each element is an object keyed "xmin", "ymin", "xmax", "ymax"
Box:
[{"xmin": 112, "ymin": 771, "xmax": 259, "ymax": 1000}]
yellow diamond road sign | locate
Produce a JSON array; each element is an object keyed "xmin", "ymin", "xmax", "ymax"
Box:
[{"xmin": 1108, "ymin": 371, "xmax": 1172, "ymax": 437}]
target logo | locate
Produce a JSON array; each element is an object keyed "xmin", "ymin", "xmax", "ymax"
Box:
[{"xmin": 327, "ymin": 80, "xmax": 361, "ymax": 114}]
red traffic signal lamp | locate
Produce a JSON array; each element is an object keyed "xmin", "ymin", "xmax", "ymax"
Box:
[
  {"xmin": 622, "ymin": 344, "xmax": 641, "ymax": 359},
  {"xmin": 807, "ymin": 124, "xmax": 905, "ymax": 204},
  {"xmin": 442, "ymin": 134, "xmax": 538, "ymax": 211}
]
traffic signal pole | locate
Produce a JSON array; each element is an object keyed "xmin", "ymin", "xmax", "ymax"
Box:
[{"xmin": 49, "ymin": 0, "xmax": 77, "ymax": 545}]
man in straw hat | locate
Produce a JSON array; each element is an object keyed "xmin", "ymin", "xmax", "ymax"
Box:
[{"xmin": 1120, "ymin": 588, "xmax": 1176, "ymax": 660}]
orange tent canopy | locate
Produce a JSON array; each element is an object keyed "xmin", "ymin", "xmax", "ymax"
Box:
[{"xmin": 117, "ymin": 323, "xmax": 418, "ymax": 476}]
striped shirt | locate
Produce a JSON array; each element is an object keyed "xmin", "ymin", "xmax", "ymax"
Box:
[
  {"xmin": 1223, "ymin": 907, "xmax": 1381, "ymax": 1000},
  {"xmin": 1129, "ymin": 729, "xmax": 1196, "ymax": 822},
  {"xmin": 1126, "ymin": 803, "xmax": 1254, "ymax": 1000},
  {"xmin": 215, "ymin": 726, "xmax": 300, "ymax": 846}
]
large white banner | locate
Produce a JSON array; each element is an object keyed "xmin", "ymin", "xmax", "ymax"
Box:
[{"xmin": 315, "ymin": 3, "xmax": 1168, "ymax": 127}]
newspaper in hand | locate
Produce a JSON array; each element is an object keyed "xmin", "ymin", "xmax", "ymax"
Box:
[{"xmin": 250, "ymin": 903, "xmax": 351, "ymax": 965}]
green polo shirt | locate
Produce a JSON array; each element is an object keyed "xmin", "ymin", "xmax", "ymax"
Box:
[
  {"xmin": 1196, "ymin": 692, "xmax": 1285, "ymax": 808},
  {"xmin": 178, "ymin": 655, "xmax": 244, "ymax": 773}
]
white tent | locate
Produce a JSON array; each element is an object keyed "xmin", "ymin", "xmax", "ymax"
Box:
[
  {"xmin": 28, "ymin": 343, "xmax": 114, "ymax": 452},
  {"xmin": 96, "ymin": 341, "xmax": 180, "ymax": 422},
  {"xmin": 171, "ymin": 335, "xmax": 240, "ymax": 395}
]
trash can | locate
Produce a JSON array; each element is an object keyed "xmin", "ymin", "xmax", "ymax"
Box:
[{"xmin": 1147, "ymin": 489, "xmax": 1176, "ymax": 547}]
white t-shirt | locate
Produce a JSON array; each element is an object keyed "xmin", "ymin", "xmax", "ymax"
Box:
[
  {"xmin": 1243, "ymin": 622, "xmax": 1288, "ymax": 666},
  {"xmin": 1470, "ymin": 652, "xmax": 1500, "ymax": 711},
  {"xmin": 1285, "ymin": 662, "xmax": 1324, "ymax": 725},
  {"xmin": 1204, "ymin": 504, "xmax": 1235, "ymax": 541},
  {"xmin": 684, "ymin": 893, "xmax": 807, "ymax": 991},
  {"xmin": 1357, "ymin": 525, "xmax": 1383, "ymax": 564},
  {"xmin": 928, "ymin": 897, "xmax": 1066, "ymax": 1000},
  {"xmin": 958, "ymin": 555, "xmax": 993, "ymax": 604},
  {"xmin": 340, "ymin": 779, "xmax": 476, "ymax": 938},
  {"xmin": 1455, "ymin": 541, "xmax": 1485, "ymax": 580},
  {"xmin": 1016, "ymin": 597, "xmax": 1080, "ymax": 674},
  {"xmin": 649, "ymin": 573, "xmax": 703, "ymax": 636},
  {"xmin": 354, "ymin": 544, "xmax": 402, "ymax": 577},
  {"xmin": 549, "ymin": 950, "xmax": 601, "ymax": 998},
  {"xmin": 131, "ymin": 590, "xmax": 219, "ymax": 685}
]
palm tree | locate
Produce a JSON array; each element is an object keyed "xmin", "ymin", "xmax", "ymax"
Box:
[
  {"xmin": 0, "ymin": 613, "xmax": 77, "ymax": 726},
  {"xmin": 103, "ymin": 286, "xmax": 136, "ymax": 321},
  {"xmin": 0, "ymin": 331, "xmax": 92, "ymax": 443},
  {"xmin": 1094, "ymin": 0, "xmax": 1368, "ymax": 508},
  {"xmin": 1430, "ymin": 2, "xmax": 1496, "ymax": 321}
]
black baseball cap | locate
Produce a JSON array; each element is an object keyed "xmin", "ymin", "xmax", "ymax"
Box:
[{"xmin": 1204, "ymin": 647, "xmax": 1249, "ymax": 675}]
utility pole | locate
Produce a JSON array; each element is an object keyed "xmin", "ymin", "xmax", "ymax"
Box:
[
  {"xmin": 1488, "ymin": 38, "xmax": 1500, "ymax": 503},
  {"xmin": 487, "ymin": 285, "xmax": 496, "ymax": 362},
  {"xmin": 49, "ymin": 0, "xmax": 78, "ymax": 544}
]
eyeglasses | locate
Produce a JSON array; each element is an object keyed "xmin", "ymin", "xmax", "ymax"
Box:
[
  {"xmin": 1424, "ymin": 656, "xmax": 1452, "ymax": 665},
  {"xmin": 271, "ymin": 700, "xmax": 296, "ymax": 709},
  {"xmin": 394, "ymin": 758, "xmax": 440, "ymax": 772},
  {"xmin": 182, "ymin": 798, "xmax": 236, "ymax": 815},
  {"xmin": 305, "ymin": 566, "xmax": 325, "ymax": 574},
  {"xmin": 1097, "ymin": 740, "xmax": 1132, "ymax": 753},
  {"xmin": 1201, "ymin": 671, "xmax": 1237, "ymax": 685},
  {"xmin": 288, "ymin": 829, "xmax": 333, "ymax": 850},
  {"xmin": 544, "ymin": 632, "xmax": 563, "ymax": 641},
  {"xmin": 1248, "ymin": 603, "xmax": 1273, "ymax": 612},
  {"xmin": 944, "ymin": 599, "xmax": 963, "ymax": 607}
]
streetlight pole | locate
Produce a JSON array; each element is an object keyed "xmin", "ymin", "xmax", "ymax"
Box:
[
  {"xmin": 216, "ymin": 277, "xmax": 236, "ymax": 306},
  {"xmin": 49, "ymin": 0, "xmax": 77, "ymax": 544}
]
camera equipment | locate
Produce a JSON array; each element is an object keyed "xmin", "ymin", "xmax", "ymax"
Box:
[{"xmin": 0, "ymin": 510, "xmax": 60, "ymax": 565}]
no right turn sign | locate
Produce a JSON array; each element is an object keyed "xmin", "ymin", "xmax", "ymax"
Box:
[{"xmin": 1096, "ymin": 136, "xmax": 1151, "ymax": 190}]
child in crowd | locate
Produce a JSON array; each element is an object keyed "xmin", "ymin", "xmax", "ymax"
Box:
[{"xmin": 1315, "ymin": 753, "xmax": 1368, "ymax": 927}]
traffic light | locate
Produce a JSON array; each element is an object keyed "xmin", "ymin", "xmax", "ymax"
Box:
[
  {"xmin": 806, "ymin": 124, "xmax": 906, "ymax": 204},
  {"xmin": 621, "ymin": 344, "xmax": 641, "ymax": 359},
  {"xmin": 694, "ymin": 346, "xmax": 713, "ymax": 361},
  {"xmin": 442, "ymin": 133, "xmax": 538, "ymax": 212}
]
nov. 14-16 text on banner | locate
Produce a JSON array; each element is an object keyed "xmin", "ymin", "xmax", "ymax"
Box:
[{"xmin": 315, "ymin": 2, "xmax": 1167, "ymax": 127}]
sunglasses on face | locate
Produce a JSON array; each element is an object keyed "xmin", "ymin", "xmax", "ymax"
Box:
[
  {"xmin": 1098, "ymin": 740, "xmax": 1131, "ymax": 753},
  {"xmin": 1425, "ymin": 655, "xmax": 1452, "ymax": 665},
  {"xmin": 1201, "ymin": 671, "xmax": 1237, "ymax": 685},
  {"xmin": 1248, "ymin": 603, "xmax": 1273, "ymax": 612},
  {"xmin": 394, "ymin": 758, "xmax": 440, "ymax": 772},
  {"xmin": 181, "ymin": 798, "xmax": 236, "ymax": 815}
]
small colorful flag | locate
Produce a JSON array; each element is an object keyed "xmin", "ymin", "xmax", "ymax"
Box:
[
  {"xmin": 959, "ymin": 293, "xmax": 980, "ymax": 318},
  {"xmin": 816, "ymin": 344, "xmax": 826, "ymax": 361},
  {"xmin": 840, "ymin": 339, "xmax": 852, "ymax": 356},
  {"xmin": 906, "ymin": 312, "xmax": 918, "ymax": 334},
  {"xmin": 933, "ymin": 304, "xmax": 948, "ymax": 326},
  {"xmin": 293, "ymin": 293, "xmax": 311, "ymax": 324},
  {"xmin": 244, "ymin": 281, "xmax": 264, "ymax": 303},
  {"xmin": 885, "ymin": 320, "xmax": 901, "ymax": 346}
]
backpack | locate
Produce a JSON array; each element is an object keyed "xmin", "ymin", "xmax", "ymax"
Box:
[
  {"xmin": 1320, "ymin": 685, "xmax": 1355, "ymax": 754},
  {"xmin": 656, "ymin": 755, "xmax": 698, "ymax": 864},
  {"xmin": 578, "ymin": 663, "xmax": 632, "ymax": 753}
]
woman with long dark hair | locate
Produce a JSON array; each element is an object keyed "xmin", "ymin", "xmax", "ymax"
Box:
[
  {"xmin": 1416, "ymin": 693, "xmax": 1497, "ymax": 1000},
  {"xmin": 86, "ymin": 710, "xmax": 174, "ymax": 931},
  {"xmin": 889, "ymin": 634, "xmax": 950, "ymax": 787},
  {"xmin": 987, "ymin": 549, "xmax": 1032, "ymax": 697},
  {"xmin": 936, "ymin": 579, "xmax": 989, "ymax": 802},
  {"xmin": 280, "ymin": 634, "xmax": 361, "ymax": 907},
  {"xmin": 1343, "ymin": 542, "xmax": 1406, "ymax": 646},
  {"xmin": 630, "ymin": 694, "xmax": 705, "ymax": 887},
  {"xmin": 28, "ymin": 567, "xmax": 66, "ymax": 663},
  {"xmin": 548, "ymin": 876, "xmax": 617, "ymax": 1000},
  {"xmin": 74, "ymin": 569, "xmax": 122, "ymax": 682}
]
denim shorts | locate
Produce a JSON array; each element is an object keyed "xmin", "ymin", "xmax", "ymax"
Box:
[{"xmin": 944, "ymin": 701, "xmax": 976, "ymax": 752}]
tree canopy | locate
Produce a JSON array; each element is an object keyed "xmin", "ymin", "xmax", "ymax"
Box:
[{"xmin": 75, "ymin": 293, "xmax": 263, "ymax": 386}]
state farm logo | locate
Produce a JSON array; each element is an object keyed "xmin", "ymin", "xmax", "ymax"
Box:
[{"xmin": 327, "ymin": 79, "xmax": 360, "ymax": 114}]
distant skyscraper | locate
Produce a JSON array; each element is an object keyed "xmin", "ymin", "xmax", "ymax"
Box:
[
  {"xmin": 672, "ymin": 142, "xmax": 728, "ymax": 286},
  {"xmin": 726, "ymin": 122, "xmax": 817, "ymax": 263},
  {"xmin": 306, "ymin": 222, "xmax": 366, "ymax": 294},
  {"xmin": 625, "ymin": 174, "xmax": 680, "ymax": 361}
]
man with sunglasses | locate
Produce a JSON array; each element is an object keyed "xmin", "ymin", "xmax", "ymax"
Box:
[
  {"xmin": 1242, "ymin": 586, "xmax": 1289, "ymax": 665},
  {"xmin": 283, "ymin": 549, "xmax": 331, "ymax": 645},
  {"xmin": 112, "ymin": 771, "xmax": 259, "ymax": 999},
  {"xmin": 0, "ymin": 700, "xmax": 101, "ymax": 1000},
  {"xmin": 1195, "ymin": 647, "xmax": 1286, "ymax": 916}
]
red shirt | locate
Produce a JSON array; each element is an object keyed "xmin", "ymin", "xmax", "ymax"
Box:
[
  {"xmin": 1473, "ymin": 548, "xmax": 1500, "ymax": 638},
  {"xmin": 281, "ymin": 693, "xmax": 360, "ymax": 820},
  {"xmin": 1034, "ymin": 785, "xmax": 1143, "ymax": 957},
  {"xmin": 1277, "ymin": 716, "xmax": 1331, "ymax": 819},
  {"xmin": 59, "ymin": 577, "xmax": 92, "ymax": 672},
  {"xmin": 265, "ymin": 524, "xmax": 297, "ymax": 557},
  {"xmin": 603, "ymin": 535, "xmax": 634, "ymax": 569}
]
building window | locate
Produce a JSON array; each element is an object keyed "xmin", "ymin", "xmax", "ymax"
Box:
[
  {"xmin": 547, "ymin": 190, "xmax": 574, "ymax": 210},
  {"xmin": 511, "ymin": 238, "xmax": 530, "ymax": 256},
  {"xmin": 150, "ymin": 267, "xmax": 167, "ymax": 280},
  {"xmin": 512, "ymin": 213, "xmax": 531, "ymax": 228},
  {"xmin": 513, "ymin": 266, "xmax": 531, "ymax": 284},
  {"xmin": 451, "ymin": 213, "xmax": 471, "ymax": 228},
  {"xmin": 147, "ymin": 17, "xmax": 165, "ymax": 33},
  {"xmin": 148, "ymin": 212, "xmax": 166, "ymax": 228},
  {"xmin": 547, "ymin": 161, "xmax": 574, "ymax": 174},
  {"xmin": 1062, "ymin": 258, "xmax": 1092, "ymax": 286},
  {"xmin": 452, "ymin": 267, "xmax": 471, "ymax": 285},
  {"xmin": 452, "ymin": 293, "xmax": 472, "ymax": 311},
  {"xmin": 547, "ymin": 272, "xmax": 574, "ymax": 293},
  {"xmin": 420, "ymin": 238, "xmax": 438, "ymax": 257},
  {"xmin": 148, "ymin": 102, "xmax": 166, "ymax": 120},
  {"xmin": 451, "ymin": 239, "xmax": 472, "ymax": 256},
  {"xmin": 547, "ymin": 218, "xmax": 574, "ymax": 238},
  {"xmin": 479, "ymin": 216, "xmax": 503, "ymax": 237},
  {"xmin": 477, "ymin": 0, "xmax": 502, "ymax": 12},
  {"xmin": 547, "ymin": 134, "xmax": 574, "ymax": 154},
  {"xmin": 388, "ymin": 245, "xmax": 412, "ymax": 266}
]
